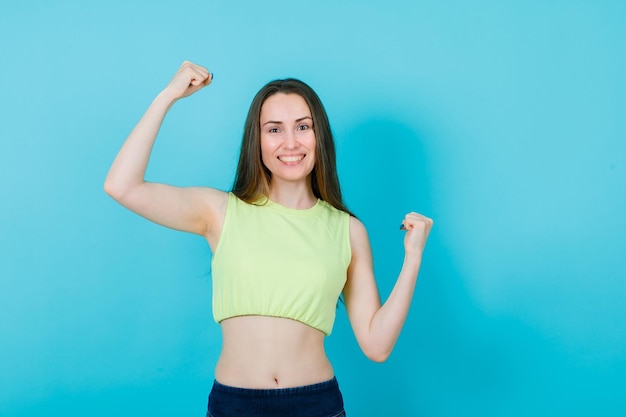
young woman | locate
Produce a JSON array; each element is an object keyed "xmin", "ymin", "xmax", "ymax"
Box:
[{"xmin": 104, "ymin": 61, "xmax": 433, "ymax": 417}]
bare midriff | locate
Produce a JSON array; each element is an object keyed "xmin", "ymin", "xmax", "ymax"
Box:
[{"xmin": 215, "ymin": 315, "xmax": 334, "ymax": 389}]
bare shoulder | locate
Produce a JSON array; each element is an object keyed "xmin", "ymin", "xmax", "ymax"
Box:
[
  {"xmin": 349, "ymin": 216, "xmax": 370, "ymax": 245},
  {"xmin": 193, "ymin": 186, "xmax": 229, "ymax": 225},
  {"xmin": 197, "ymin": 187, "xmax": 229, "ymax": 210},
  {"xmin": 348, "ymin": 216, "xmax": 374, "ymax": 265},
  {"xmin": 196, "ymin": 187, "xmax": 229, "ymax": 248}
]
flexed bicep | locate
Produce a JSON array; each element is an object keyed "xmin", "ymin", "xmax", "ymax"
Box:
[
  {"xmin": 104, "ymin": 60, "xmax": 223, "ymax": 237},
  {"xmin": 112, "ymin": 183, "xmax": 227, "ymax": 238}
]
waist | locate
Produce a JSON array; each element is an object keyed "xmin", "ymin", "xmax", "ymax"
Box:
[
  {"xmin": 208, "ymin": 377, "xmax": 345, "ymax": 417},
  {"xmin": 212, "ymin": 377, "xmax": 339, "ymax": 396},
  {"xmin": 215, "ymin": 316, "xmax": 334, "ymax": 388}
]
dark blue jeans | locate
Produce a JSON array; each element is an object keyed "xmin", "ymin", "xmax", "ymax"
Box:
[{"xmin": 206, "ymin": 377, "xmax": 346, "ymax": 417}]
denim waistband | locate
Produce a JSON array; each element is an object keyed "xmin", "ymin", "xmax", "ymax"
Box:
[
  {"xmin": 211, "ymin": 377, "xmax": 339, "ymax": 397},
  {"xmin": 207, "ymin": 376, "xmax": 345, "ymax": 417}
]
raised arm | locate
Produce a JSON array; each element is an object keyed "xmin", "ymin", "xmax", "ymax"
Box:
[
  {"xmin": 343, "ymin": 213, "xmax": 433, "ymax": 362},
  {"xmin": 104, "ymin": 61, "xmax": 227, "ymax": 244}
]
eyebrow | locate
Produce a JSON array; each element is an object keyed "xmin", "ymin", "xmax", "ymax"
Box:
[{"xmin": 262, "ymin": 116, "xmax": 312, "ymax": 126}]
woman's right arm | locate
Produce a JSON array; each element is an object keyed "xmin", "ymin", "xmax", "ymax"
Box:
[{"xmin": 104, "ymin": 61, "xmax": 227, "ymax": 240}]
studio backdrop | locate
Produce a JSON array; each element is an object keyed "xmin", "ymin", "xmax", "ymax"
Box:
[{"xmin": 1, "ymin": 1, "xmax": 624, "ymax": 416}]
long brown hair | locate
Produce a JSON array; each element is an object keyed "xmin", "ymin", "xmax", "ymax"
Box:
[{"xmin": 232, "ymin": 78, "xmax": 354, "ymax": 217}]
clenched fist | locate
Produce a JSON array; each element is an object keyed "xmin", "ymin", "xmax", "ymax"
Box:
[
  {"xmin": 400, "ymin": 212, "xmax": 433, "ymax": 257},
  {"xmin": 162, "ymin": 61, "xmax": 213, "ymax": 101}
]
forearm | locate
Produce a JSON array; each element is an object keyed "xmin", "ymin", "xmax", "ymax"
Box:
[
  {"xmin": 367, "ymin": 253, "xmax": 422, "ymax": 361},
  {"xmin": 104, "ymin": 91, "xmax": 176, "ymax": 198}
]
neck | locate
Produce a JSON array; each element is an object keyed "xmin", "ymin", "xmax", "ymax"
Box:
[{"xmin": 268, "ymin": 179, "xmax": 317, "ymax": 209}]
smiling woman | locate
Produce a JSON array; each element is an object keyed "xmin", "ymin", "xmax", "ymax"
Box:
[
  {"xmin": 232, "ymin": 77, "xmax": 354, "ymax": 217},
  {"xmin": 260, "ymin": 94, "xmax": 317, "ymax": 189},
  {"xmin": 103, "ymin": 61, "xmax": 433, "ymax": 416}
]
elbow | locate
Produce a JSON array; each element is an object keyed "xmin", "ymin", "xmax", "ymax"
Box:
[
  {"xmin": 103, "ymin": 179, "xmax": 119, "ymax": 199},
  {"xmin": 103, "ymin": 177, "xmax": 128, "ymax": 202},
  {"xmin": 363, "ymin": 345, "xmax": 392, "ymax": 363},
  {"xmin": 103, "ymin": 179, "xmax": 115, "ymax": 198},
  {"xmin": 367, "ymin": 352, "xmax": 391, "ymax": 363}
]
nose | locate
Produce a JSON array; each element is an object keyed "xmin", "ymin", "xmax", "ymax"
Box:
[{"xmin": 283, "ymin": 130, "xmax": 298, "ymax": 149}]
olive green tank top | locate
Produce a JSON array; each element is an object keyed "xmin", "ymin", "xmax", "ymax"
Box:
[{"xmin": 211, "ymin": 192, "xmax": 351, "ymax": 335}]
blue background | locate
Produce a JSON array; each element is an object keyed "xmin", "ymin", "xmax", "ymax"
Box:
[{"xmin": 1, "ymin": 1, "xmax": 625, "ymax": 416}]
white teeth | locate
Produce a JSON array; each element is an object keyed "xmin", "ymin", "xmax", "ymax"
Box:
[{"xmin": 278, "ymin": 155, "xmax": 304, "ymax": 162}]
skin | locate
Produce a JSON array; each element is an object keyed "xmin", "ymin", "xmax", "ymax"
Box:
[
  {"xmin": 104, "ymin": 61, "xmax": 433, "ymax": 389},
  {"xmin": 259, "ymin": 93, "xmax": 317, "ymax": 208}
]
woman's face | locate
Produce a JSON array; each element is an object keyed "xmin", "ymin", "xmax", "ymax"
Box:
[{"xmin": 259, "ymin": 93, "xmax": 316, "ymax": 185}]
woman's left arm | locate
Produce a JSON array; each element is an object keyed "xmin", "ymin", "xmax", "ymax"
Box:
[{"xmin": 343, "ymin": 213, "xmax": 433, "ymax": 362}]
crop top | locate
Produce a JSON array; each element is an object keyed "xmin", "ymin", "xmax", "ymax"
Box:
[{"xmin": 211, "ymin": 192, "xmax": 352, "ymax": 335}]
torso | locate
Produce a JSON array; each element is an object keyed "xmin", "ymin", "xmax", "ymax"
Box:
[
  {"xmin": 215, "ymin": 315, "xmax": 334, "ymax": 388},
  {"xmin": 204, "ymin": 190, "xmax": 343, "ymax": 389}
]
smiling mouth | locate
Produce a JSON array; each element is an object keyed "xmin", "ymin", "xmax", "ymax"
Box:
[{"xmin": 278, "ymin": 155, "xmax": 305, "ymax": 163}]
